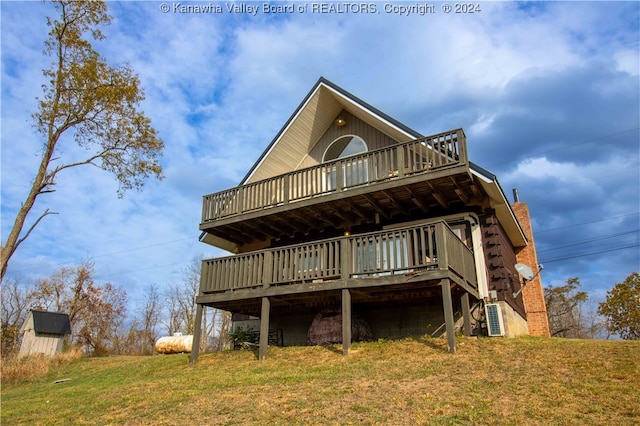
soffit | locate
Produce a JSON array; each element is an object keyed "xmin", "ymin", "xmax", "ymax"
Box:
[{"xmin": 471, "ymin": 168, "xmax": 527, "ymax": 247}]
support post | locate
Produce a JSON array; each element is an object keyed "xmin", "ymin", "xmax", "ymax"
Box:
[
  {"xmin": 189, "ymin": 303, "xmax": 204, "ymax": 364},
  {"xmin": 340, "ymin": 238, "xmax": 351, "ymax": 280},
  {"xmin": 342, "ymin": 289, "xmax": 352, "ymax": 356},
  {"xmin": 259, "ymin": 297, "xmax": 271, "ymax": 361},
  {"xmin": 461, "ymin": 292, "xmax": 472, "ymax": 337},
  {"xmin": 441, "ymin": 279, "xmax": 456, "ymax": 354}
]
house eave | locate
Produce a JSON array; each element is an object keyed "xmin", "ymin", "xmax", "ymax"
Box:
[
  {"xmin": 241, "ymin": 77, "xmax": 424, "ymax": 185},
  {"xmin": 470, "ymin": 163, "xmax": 527, "ymax": 247}
]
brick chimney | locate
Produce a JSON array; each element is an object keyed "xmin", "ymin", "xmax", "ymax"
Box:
[{"xmin": 512, "ymin": 198, "xmax": 550, "ymax": 337}]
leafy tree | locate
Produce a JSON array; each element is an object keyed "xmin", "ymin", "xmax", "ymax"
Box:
[
  {"xmin": 544, "ymin": 277, "xmax": 603, "ymax": 338},
  {"xmin": 598, "ymin": 272, "xmax": 640, "ymax": 340},
  {"xmin": 1, "ymin": 0, "xmax": 163, "ymax": 281},
  {"xmin": 29, "ymin": 261, "xmax": 128, "ymax": 355}
]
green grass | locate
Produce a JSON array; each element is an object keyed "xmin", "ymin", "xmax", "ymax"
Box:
[{"xmin": 2, "ymin": 336, "xmax": 639, "ymax": 425}]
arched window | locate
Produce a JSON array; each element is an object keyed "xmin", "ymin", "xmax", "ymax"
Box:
[
  {"xmin": 322, "ymin": 136, "xmax": 369, "ymax": 191},
  {"xmin": 323, "ymin": 135, "xmax": 368, "ymax": 162}
]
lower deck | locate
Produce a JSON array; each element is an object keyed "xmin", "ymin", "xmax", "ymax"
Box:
[{"xmin": 190, "ymin": 221, "xmax": 481, "ymax": 362}]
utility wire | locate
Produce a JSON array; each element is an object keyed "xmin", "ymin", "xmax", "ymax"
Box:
[
  {"xmin": 90, "ymin": 236, "xmax": 197, "ymax": 259},
  {"xmin": 539, "ymin": 243, "xmax": 640, "ymax": 264},
  {"xmin": 536, "ymin": 212, "xmax": 640, "ymax": 234},
  {"xmin": 537, "ymin": 229, "xmax": 640, "ymax": 255}
]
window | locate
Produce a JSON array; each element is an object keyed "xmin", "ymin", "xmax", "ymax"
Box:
[
  {"xmin": 449, "ymin": 222, "xmax": 472, "ymax": 248},
  {"xmin": 355, "ymin": 234, "xmax": 409, "ymax": 275},
  {"xmin": 322, "ymin": 136, "xmax": 368, "ymax": 191},
  {"xmin": 323, "ymin": 136, "xmax": 368, "ymax": 162}
]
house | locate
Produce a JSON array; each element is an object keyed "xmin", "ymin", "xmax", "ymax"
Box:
[
  {"xmin": 190, "ymin": 78, "xmax": 549, "ymax": 363},
  {"xmin": 18, "ymin": 310, "xmax": 71, "ymax": 357}
]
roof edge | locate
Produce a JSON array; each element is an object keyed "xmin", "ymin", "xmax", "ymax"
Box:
[
  {"xmin": 240, "ymin": 77, "xmax": 424, "ymax": 184},
  {"xmin": 471, "ymin": 164, "xmax": 528, "ymax": 246}
]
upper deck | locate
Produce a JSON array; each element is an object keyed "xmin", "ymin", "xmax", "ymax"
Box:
[{"xmin": 200, "ymin": 129, "xmax": 483, "ymax": 251}]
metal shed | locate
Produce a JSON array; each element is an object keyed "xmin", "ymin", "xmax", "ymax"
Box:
[{"xmin": 18, "ymin": 310, "xmax": 71, "ymax": 357}]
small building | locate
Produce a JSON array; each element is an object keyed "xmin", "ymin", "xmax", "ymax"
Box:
[{"xmin": 18, "ymin": 310, "xmax": 71, "ymax": 357}]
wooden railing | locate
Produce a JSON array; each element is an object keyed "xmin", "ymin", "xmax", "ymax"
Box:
[
  {"xmin": 202, "ymin": 129, "xmax": 467, "ymax": 223},
  {"xmin": 199, "ymin": 221, "xmax": 477, "ymax": 294}
]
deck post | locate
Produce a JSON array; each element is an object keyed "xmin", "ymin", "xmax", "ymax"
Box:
[
  {"xmin": 236, "ymin": 186, "xmax": 243, "ymax": 215},
  {"xmin": 259, "ymin": 297, "xmax": 271, "ymax": 361},
  {"xmin": 262, "ymin": 252, "xmax": 273, "ymax": 288},
  {"xmin": 397, "ymin": 146, "xmax": 405, "ymax": 178},
  {"xmin": 457, "ymin": 129, "xmax": 468, "ymax": 165},
  {"xmin": 461, "ymin": 292, "xmax": 472, "ymax": 337},
  {"xmin": 435, "ymin": 222, "xmax": 449, "ymax": 270},
  {"xmin": 283, "ymin": 176, "xmax": 290, "ymax": 204},
  {"xmin": 189, "ymin": 303, "xmax": 204, "ymax": 364},
  {"xmin": 340, "ymin": 238, "xmax": 351, "ymax": 280},
  {"xmin": 342, "ymin": 289, "xmax": 352, "ymax": 355},
  {"xmin": 441, "ymin": 279, "xmax": 456, "ymax": 354},
  {"xmin": 335, "ymin": 162, "xmax": 344, "ymax": 191}
]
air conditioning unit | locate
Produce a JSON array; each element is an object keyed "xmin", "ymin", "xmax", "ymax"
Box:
[{"xmin": 485, "ymin": 303, "xmax": 505, "ymax": 336}]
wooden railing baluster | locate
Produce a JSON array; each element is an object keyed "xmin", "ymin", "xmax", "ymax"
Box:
[
  {"xmin": 200, "ymin": 221, "xmax": 477, "ymax": 295},
  {"xmin": 201, "ymin": 130, "xmax": 467, "ymax": 223}
]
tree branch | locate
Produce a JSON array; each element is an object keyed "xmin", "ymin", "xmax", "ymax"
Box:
[{"xmin": 8, "ymin": 209, "xmax": 59, "ymax": 262}]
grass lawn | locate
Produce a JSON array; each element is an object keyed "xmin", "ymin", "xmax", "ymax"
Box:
[{"xmin": 2, "ymin": 336, "xmax": 639, "ymax": 425}]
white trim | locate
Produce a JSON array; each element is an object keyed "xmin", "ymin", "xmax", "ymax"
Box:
[
  {"xmin": 471, "ymin": 168, "xmax": 527, "ymax": 246},
  {"xmin": 244, "ymin": 83, "xmax": 326, "ymax": 183},
  {"xmin": 469, "ymin": 214, "xmax": 489, "ymax": 299},
  {"xmin": 322, "ymin": 134, "xmax": 368, "ymax": 162},
  {"xmin": 470, "ymin": 167, "xmax": 493, "ymax": 183}
]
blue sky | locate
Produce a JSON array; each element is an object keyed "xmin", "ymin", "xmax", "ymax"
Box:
[{"xmin": 2, "ymin": 1, "xmax": 639, "ymax": 310}]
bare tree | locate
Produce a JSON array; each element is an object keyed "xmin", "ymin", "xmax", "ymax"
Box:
[
  {"xmin": 138, "ymin": 284, "xmax": 162, "ymax": 354},
  {"xmin": 164, "ymin": 256, "xmax": 232, "ymax": 351},
  {"xmin": 1, "ymin": 278, "xmax": 33, "ymax": 358},
  {"xmin": 1, "ymin": 0, "xmax": 163, "ymax": 281},
  {"xmin": 164, "ymin": 257, "xmax": 200, "ymax": 335},
  {"xmin": 165, "ymin": 290, "xmax": 184, "ymax": 336},
  {"xmin": 215, "ymin": 309, "xmax": 232, "ymax": 351}
]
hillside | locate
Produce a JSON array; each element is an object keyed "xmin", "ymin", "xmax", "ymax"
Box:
[{"xmin": 2, "ymin": 336, "xmax": 639, "ymax": 425}]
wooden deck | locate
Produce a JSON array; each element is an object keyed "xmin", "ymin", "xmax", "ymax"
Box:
[
  {"xmin": 200, "ymin": 129, "xmax": 481, "ymax": 249},
  {"xmin": 197, "ymin": 221, "xmax": 478, "ymax": 315}
]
